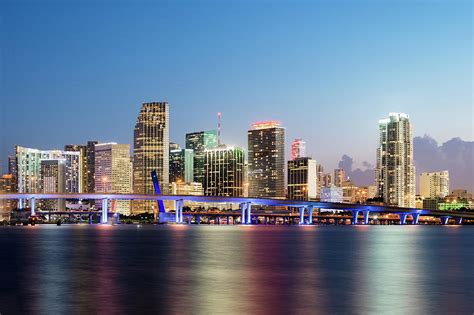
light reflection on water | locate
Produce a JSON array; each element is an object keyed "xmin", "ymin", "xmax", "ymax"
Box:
[{"xmin": 0, "ymin": 225, "xmax": 472, "ymax": 314}]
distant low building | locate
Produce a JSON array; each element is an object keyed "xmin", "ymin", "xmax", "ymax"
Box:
[{"xmin": 320, "ymin": 186, "xmax": 343, "ymax": 203}]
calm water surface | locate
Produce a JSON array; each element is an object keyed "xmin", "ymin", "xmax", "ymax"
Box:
[{"xmin": 0, "ymin": 225, "xmax": 472, "ymax": 314}]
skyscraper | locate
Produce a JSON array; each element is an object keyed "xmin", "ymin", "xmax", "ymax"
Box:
[
  {"xmin": 86, "ymin": 141, "xmax": 99, "ymax": 193},
  {"xmin": 64, "ymin": 144, "xmax": 87, "ymax": 193},
  {"xmin": 204, "ymin": 145, "xmax": 244, "ymax": 197},
  {"xmin": 133, "ymin": 102, "xmax": 169, "ymax": 213},
  {"xmin": 333, "ymin": 168, "xmax": 345, "ymax": 187},
  {"xmin": 169, "ymin": 148, "xmax": 194, "ymax": 183},
  {"xmin": 15, "ymin": 146, "xmax": 81, "ymax": 195},
  {"xmin": 419, "ymin": 171, "xmax": 449, "ymax": 199},
  {"xmin": 376, "ymin": 113, "xmax": 415, "ymax": 207},
  {"xmin": 95, "ymin": 143, "xmax": 132, "ymax": 215},
  {"xmin": 185, "ymin": 130, "xmax": 218, "ymax": 185},
  {"xmin": 287, "ymin": 157, "xmax": 317, "ymax": 200},
  {"xmin": 40, "ymin": 159, "xmax": 66, "ymax": 211},
  {"xmin": 291, "ymin": 138, "xmax": 306, "ymax": 160},
  {"xmin": 248, "ymin": 121, "xmax": 285, "ymax": 198}
]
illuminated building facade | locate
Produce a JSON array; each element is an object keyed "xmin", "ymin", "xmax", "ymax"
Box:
[
  {"xmin": 320, "ymin": 186, "xmax": 343, "ymax": 203},
  {"xmin": 15, "ymin": 146, "xmax": 81, "ymax": 196},
  {"xmin": 40, "ymin": 159, "xmax": 66, "ymax": 211},
  {"xmin": 333, "ymin": 168, "xmax": 345, "ymax": 187},
  {"xmin": 64, "ymin": 144, "xmax": 87, "ymax": 193},
  {"xmin": 186, "ymin": 130, "xmax": 218, "ymax": 185},
  {"xmin": 248, "ymin": 121, "xmax": 285, "ymax": 198},
  {"xmin": 204, "ymin": 145, "xmax": 244, "ymax": 197},
  {"xmin": 0, "ymin": 174, "xmax": 14, "ymax": 220},
  {"xmin": 170, "ymin": 181, "xmax": 204, "ymax": 196},
  {"xmin": 169, "ymin": 148, "xmax": 194, "ymax": 183},
  {"xmin": 287, "ymin": 157, "xmax": 317, "ymax": 200},
  {"xmin": 133, "ymin": 102, "xmax": 169, "ymax": 213},
  {"xmin": 376, "ymin": 113, "xmax": 415, "ymax": 207},
  {"xmin": 419, "ymin": 171, "xmax": 449, "ymax": 198},
  {"xmin": 291, "ymin": 138, "xmax": 306, "ymax": 160},
  {"xmin": 95, "ymin": 143, "xmax": 132, "ymax": 215}
]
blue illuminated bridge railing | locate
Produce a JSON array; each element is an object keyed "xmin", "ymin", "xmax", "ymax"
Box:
[{"xmin": 0, "ymin": 193, "xmax": 472, "ymax": 225}]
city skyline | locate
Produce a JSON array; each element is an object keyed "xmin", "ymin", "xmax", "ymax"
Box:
[{"xmin": 1, "ymin": 1, "xmax": 472, "ymax": 183}]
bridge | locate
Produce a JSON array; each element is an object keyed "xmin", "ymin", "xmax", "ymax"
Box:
[{"xmin": 0, "ymin": 193, "xmax": 472, "ymax": 225}]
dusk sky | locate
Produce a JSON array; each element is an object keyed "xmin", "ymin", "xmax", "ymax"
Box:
[{"xmin": 1, "ymin": 1, "xmax": 472, "ymax": 180}]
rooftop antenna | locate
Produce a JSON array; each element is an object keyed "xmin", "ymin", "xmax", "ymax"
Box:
[{"xmin": 217, "ymin": 112, "xmax": 221, "ymax": 145}]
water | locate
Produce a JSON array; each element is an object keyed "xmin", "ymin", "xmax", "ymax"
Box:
[{"xmin": 0, "ymin": 225, "xmax": 472, "ymax": 314}]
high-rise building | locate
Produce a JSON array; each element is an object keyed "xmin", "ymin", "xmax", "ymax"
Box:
[
  {"xmin": 185, "ymin": 130, "xmax": 218, "ymax": 185},
  {"xmin": 419, "ymin": 171, "xmax": 449, "ymax": 199},
  {"xmin": 95, "ymin": 143, "xmax": 132, "ymax": 215},
  {"xmin": 86, "ymin": 141, "xmax": 98, "ymax": 193},
  {"xmin": 291, "ymin": 138, "xmax": 306, "ymax": 160},
  {"xmin": 133, "ymin": 102, "xmax": 169, "ymax": 213},
  {"xmin": 248, "ymin": 121, "xmax": 285, "ymax": 198},
  {"xmin": 204, "ymin": 145, "xmax": 244, "ymax": 197},
  {"xmin": 7, "ymin": 155, "xmax": 17, "ymax": 192},
  {"xmin": 0, "ymin": 174, "xmax": 14, "ymax": 220},
  {"xmin": 376, "ymin": 113, "xmax": 415, "ymax": 207},
  {"xmin": 170, "ymin": 181, "xmax": 204, "ymax": 196},
  {"xmin": 40, "ymin": 159, "xmax": 66, "ymax": 211},
  {"xmin": 15, "ymin": 146, "xmax": 81, "ymax": 195},
  {"xmin": 169, "ymin": 148, "xmax": 194, "ymax": 183},
  {"xmin": 333, "ymin": 168, "xmax": 345, "ymax": 187},
  {"xmin": 287, "ymin": 157, "xmax": 317, "ymax": 200},
  {"xmin": 64, "ymin": 144, "xmax": 87, "ymax": 193}
]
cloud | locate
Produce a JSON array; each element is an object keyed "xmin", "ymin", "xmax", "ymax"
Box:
[
  {"xmin": 414, "ymin": 135, "xmax": 474, "ymax": 192},
  {"xmin": 337, "ymin": 155, "xmax": 375, "ymax": 186}
]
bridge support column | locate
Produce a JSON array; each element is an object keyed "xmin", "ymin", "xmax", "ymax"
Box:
[
  {"xmin": 440, "ymin": 216, "xmax": 450, "ymax": 225},
  {"xmin": 412, "ymin": 213, "xmax": 420, "ymax": 225},
  {"xmin": 455, "ymin": 217, "xmax": 463, "ymax": 225},
  {"xmin": 299, "ymin": 207, "xmax": 306, "ymax": 225},
  {"xmin": 307, "ymin": 206, "xmax": 313, "ymax": 225},
  {"xmin": 18, "ymin": 198, "xmax": 24, "ymax": 209},
  {"xmin": 179, "ymin": 200, "xmax": 184, "ymax": 223},
  {"xmin": 89, "ymin": 214, "xmax": 92, "ymax": 224},
  {"xmin": 197, "ymin": 215, "xmax": 201, "ymax": 225},
  {"xmin": 115, "ymin": 213, "xmax": 120, "ymax": 224},
  {"xmin": 362, "ymin": 210, "xmax": 370, "ymax": 225},
  {"xmin": 240, "ymin": 203, "xmax": 246, "ymax": 224},
  {"xmin": 246, "ymin": 202, "xmax": 252, "ymax": 224},
  {"xmin": 399, "ymin": 213, "xmax": 407, "ymax": 225},
  {"xmin": 101, "ymin": 199, "xmax": 108, "ymax": 224},
  {"xmin": 30, "ymin": 198, "xmax": 36, "ymax": 217},
  {"xmin": 351, "ymin": 210, "xmax": 359, "ymax": 225}
]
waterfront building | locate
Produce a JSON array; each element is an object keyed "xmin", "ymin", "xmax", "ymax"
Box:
[
  {"xmin": 333, "ymin": 168, "xmax": 345, "ymax": 187},
  {"xmin": 64, "ymin": 144, "xmax": 87, "ymax": 193},
  {"xmin": 169, "ymin": 148, "xmax": 194, "ymax": 183},
  {"xmin": 0, "ymin": 174, "xmax": 14, "ymax": 220},
  {"xmin": 367, "ymin": 185, "xmax": 378, "ymax": 199},
  {"xmin": 419, "ymin": 171, "xmax": 449, "ymax": 198},
  {"xmin": 7, "ymin": 156, "xmax": 17, "ymax": 193},
  {"xmin": 287, "ymin": 157, "xmax": 317, "ymax": 200},
  {"xmin": 40, "ymin": 159, "xmax": 66, "ymax": 211},
  {"xmin": 95, "ymin": 143, "xmax": 132, "ymax": 215},
  {"xmin": 291, "ymin": 138, "xmax": 306, "ymax": 160},
  {"xmin": 320, "ymin": 186, "xmax": 343, "ymax": 203},
  {"xmin": 85, "ymin": 141, "xmax": 98, "ymax": 193},
  {"xmin": 204, "ymin": 145, "xmax": 244, "ymax": 197},
  {"xmin": 321, "ymin": 173, "xmax": 332, "ymax": 188},
  {"xmin": 247, "ymin": 121, "xmax": 285, "ymax": 198},
  {"xmin": 376, "ymin": 113, "xmax": 415, "ymax": 207},
  {"xmin": 15, "ymin": 146, "xmax": 81, "ymax": 195},
  {"xmin": 185, "ymin": 130, "xmax": 218, "ymax": 186},
  {"xmin": 133, "ymin": 102, "xmax": 169, "ymax": 213}
]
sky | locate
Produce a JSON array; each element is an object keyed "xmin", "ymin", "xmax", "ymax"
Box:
[{"xmin": 1, "ymin": 0, "xmax": 472, "ymax": 179}]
